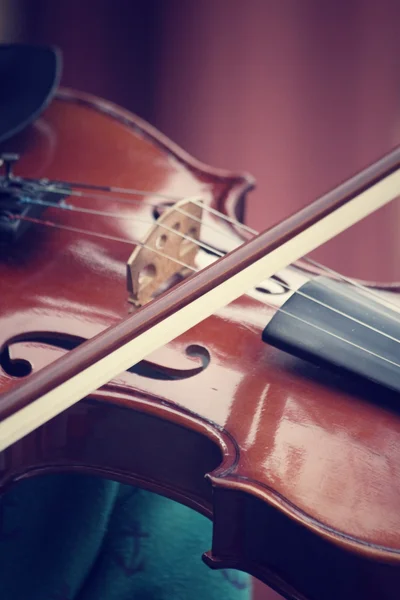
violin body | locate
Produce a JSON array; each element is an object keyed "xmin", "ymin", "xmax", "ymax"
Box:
[{"xmin": 1, "ymin": 88, "xmax": 400, "ymax": 600}]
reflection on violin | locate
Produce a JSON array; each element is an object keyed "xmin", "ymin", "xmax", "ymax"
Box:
[{"xmin": 0, "ymin": 44, "xmax": 400, "ymax": 600}]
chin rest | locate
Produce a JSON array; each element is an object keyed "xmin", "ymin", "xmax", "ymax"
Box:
[{"xmin": 0, "ymin": 44, "xmax": 61, "ymax": 144}]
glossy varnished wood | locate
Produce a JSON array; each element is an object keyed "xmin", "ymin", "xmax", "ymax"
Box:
[
  {"xmin": 1, "ymin": 109, "xmax": 399, "ymax": 420},
  {"xmin": 0, "ymin": 89, "xmax": 400, "ymax": 600}
]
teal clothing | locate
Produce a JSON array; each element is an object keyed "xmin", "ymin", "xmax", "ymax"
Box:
[{"xmin": 0, "ymin": 474, "xmax": 250, "ymax": 599}]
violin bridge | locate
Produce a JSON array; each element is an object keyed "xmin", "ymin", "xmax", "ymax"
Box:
[{"xmin": 126, "ymin": 198, "xmax": 203, "ymax": 307}]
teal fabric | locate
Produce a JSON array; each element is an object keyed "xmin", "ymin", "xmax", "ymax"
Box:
[{"xmin": 0, "ymin": 474, "xmax": 250, "ymax": 599}]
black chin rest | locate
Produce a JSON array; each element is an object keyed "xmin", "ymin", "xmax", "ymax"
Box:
[{"xmin": 0, "ymin": 44, "xmax": 62, "ymax": 144}]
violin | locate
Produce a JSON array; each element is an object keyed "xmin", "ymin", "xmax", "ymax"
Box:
[{"xmin": 0, "ymin": 44, "xmax": 400, "ymax": 600}]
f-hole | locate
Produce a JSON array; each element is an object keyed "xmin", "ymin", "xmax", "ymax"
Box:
[{"xmin": 0, "ymin": 345, "xmax": 32, "ymax": 377}]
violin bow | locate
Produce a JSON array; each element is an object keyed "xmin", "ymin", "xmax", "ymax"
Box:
[{"xmin": 0, "ymin": 145, "xmax": 399, "ymax": 451}]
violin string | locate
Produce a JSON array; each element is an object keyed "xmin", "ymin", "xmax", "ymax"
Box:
[
  {"xmin": 16, "ymin": 189, "xmax": 400, "ymax": 341},
  {"xmin": 192, "ymin": 198, "xmax": 400, "ymax": 314},
  {"xmin": 27, "ymin": 177, "xmax": 182, "ymax": 200},
  {"xmin": 46, "ymin": 178, "xmax": 254, "ymax": 235},
  {"xmin": 272, "ymin": 280, "xmax": 400, "ymax": 341},
  {"xmin": 263, "ymin": 302, "xmax": 400, "ymax": 370},
  {"xmin": 11, "ymin": 203, "xmax": 400, "ymax": 345},
  {"xmin": 190, "ymin": 197, "xmax": 257, "ymax": 234},
  {"xmin": 25, "ymin": 196, "xmax": 400, "ymax": 339},
  {"xmin": 8, "ymin": 214, "xmax": 400, "ymax": 369},
  {"xmin": 28, "ymin": 181, "xmax": 400, "ymax": 319},
  {"xmin": 301, "ymin": 256, "xmax": 400, "ymax": 311},
  {"xmin": 7, "ymin": 176, "xmax": 400, "ymax": 340},
  {"xmin": 25, "ymin": 181, "xmax": 246, "ymax": 243},
  {"xmin": 11, "ymin": 210, "xmax": 400, "ymax": 372},
  {"xmin": 186, "ymin": 201, "xmax": 400, "ymax": 314},
  {"xmin": 19, "ymin": 197, "xmax": 225, "ymax": 257},
  {"xmin": 8, "ymin": 214, "xmax": 196, "ymax": 271},
  {"xmin": 12, "ymin": 177, "xmax": 400, "ymax": 285},
  {"xmin": 27, "ymin": 178, "xmax": 250, "ymax": 236},
  {"xmin": 27, "ymin": 183, "xmax": 400, "ymax": 314}
]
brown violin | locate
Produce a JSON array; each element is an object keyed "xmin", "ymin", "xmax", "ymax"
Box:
[{"xmin": 0, "ymin": 44, "xmax": 400, "ymax": 600}]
